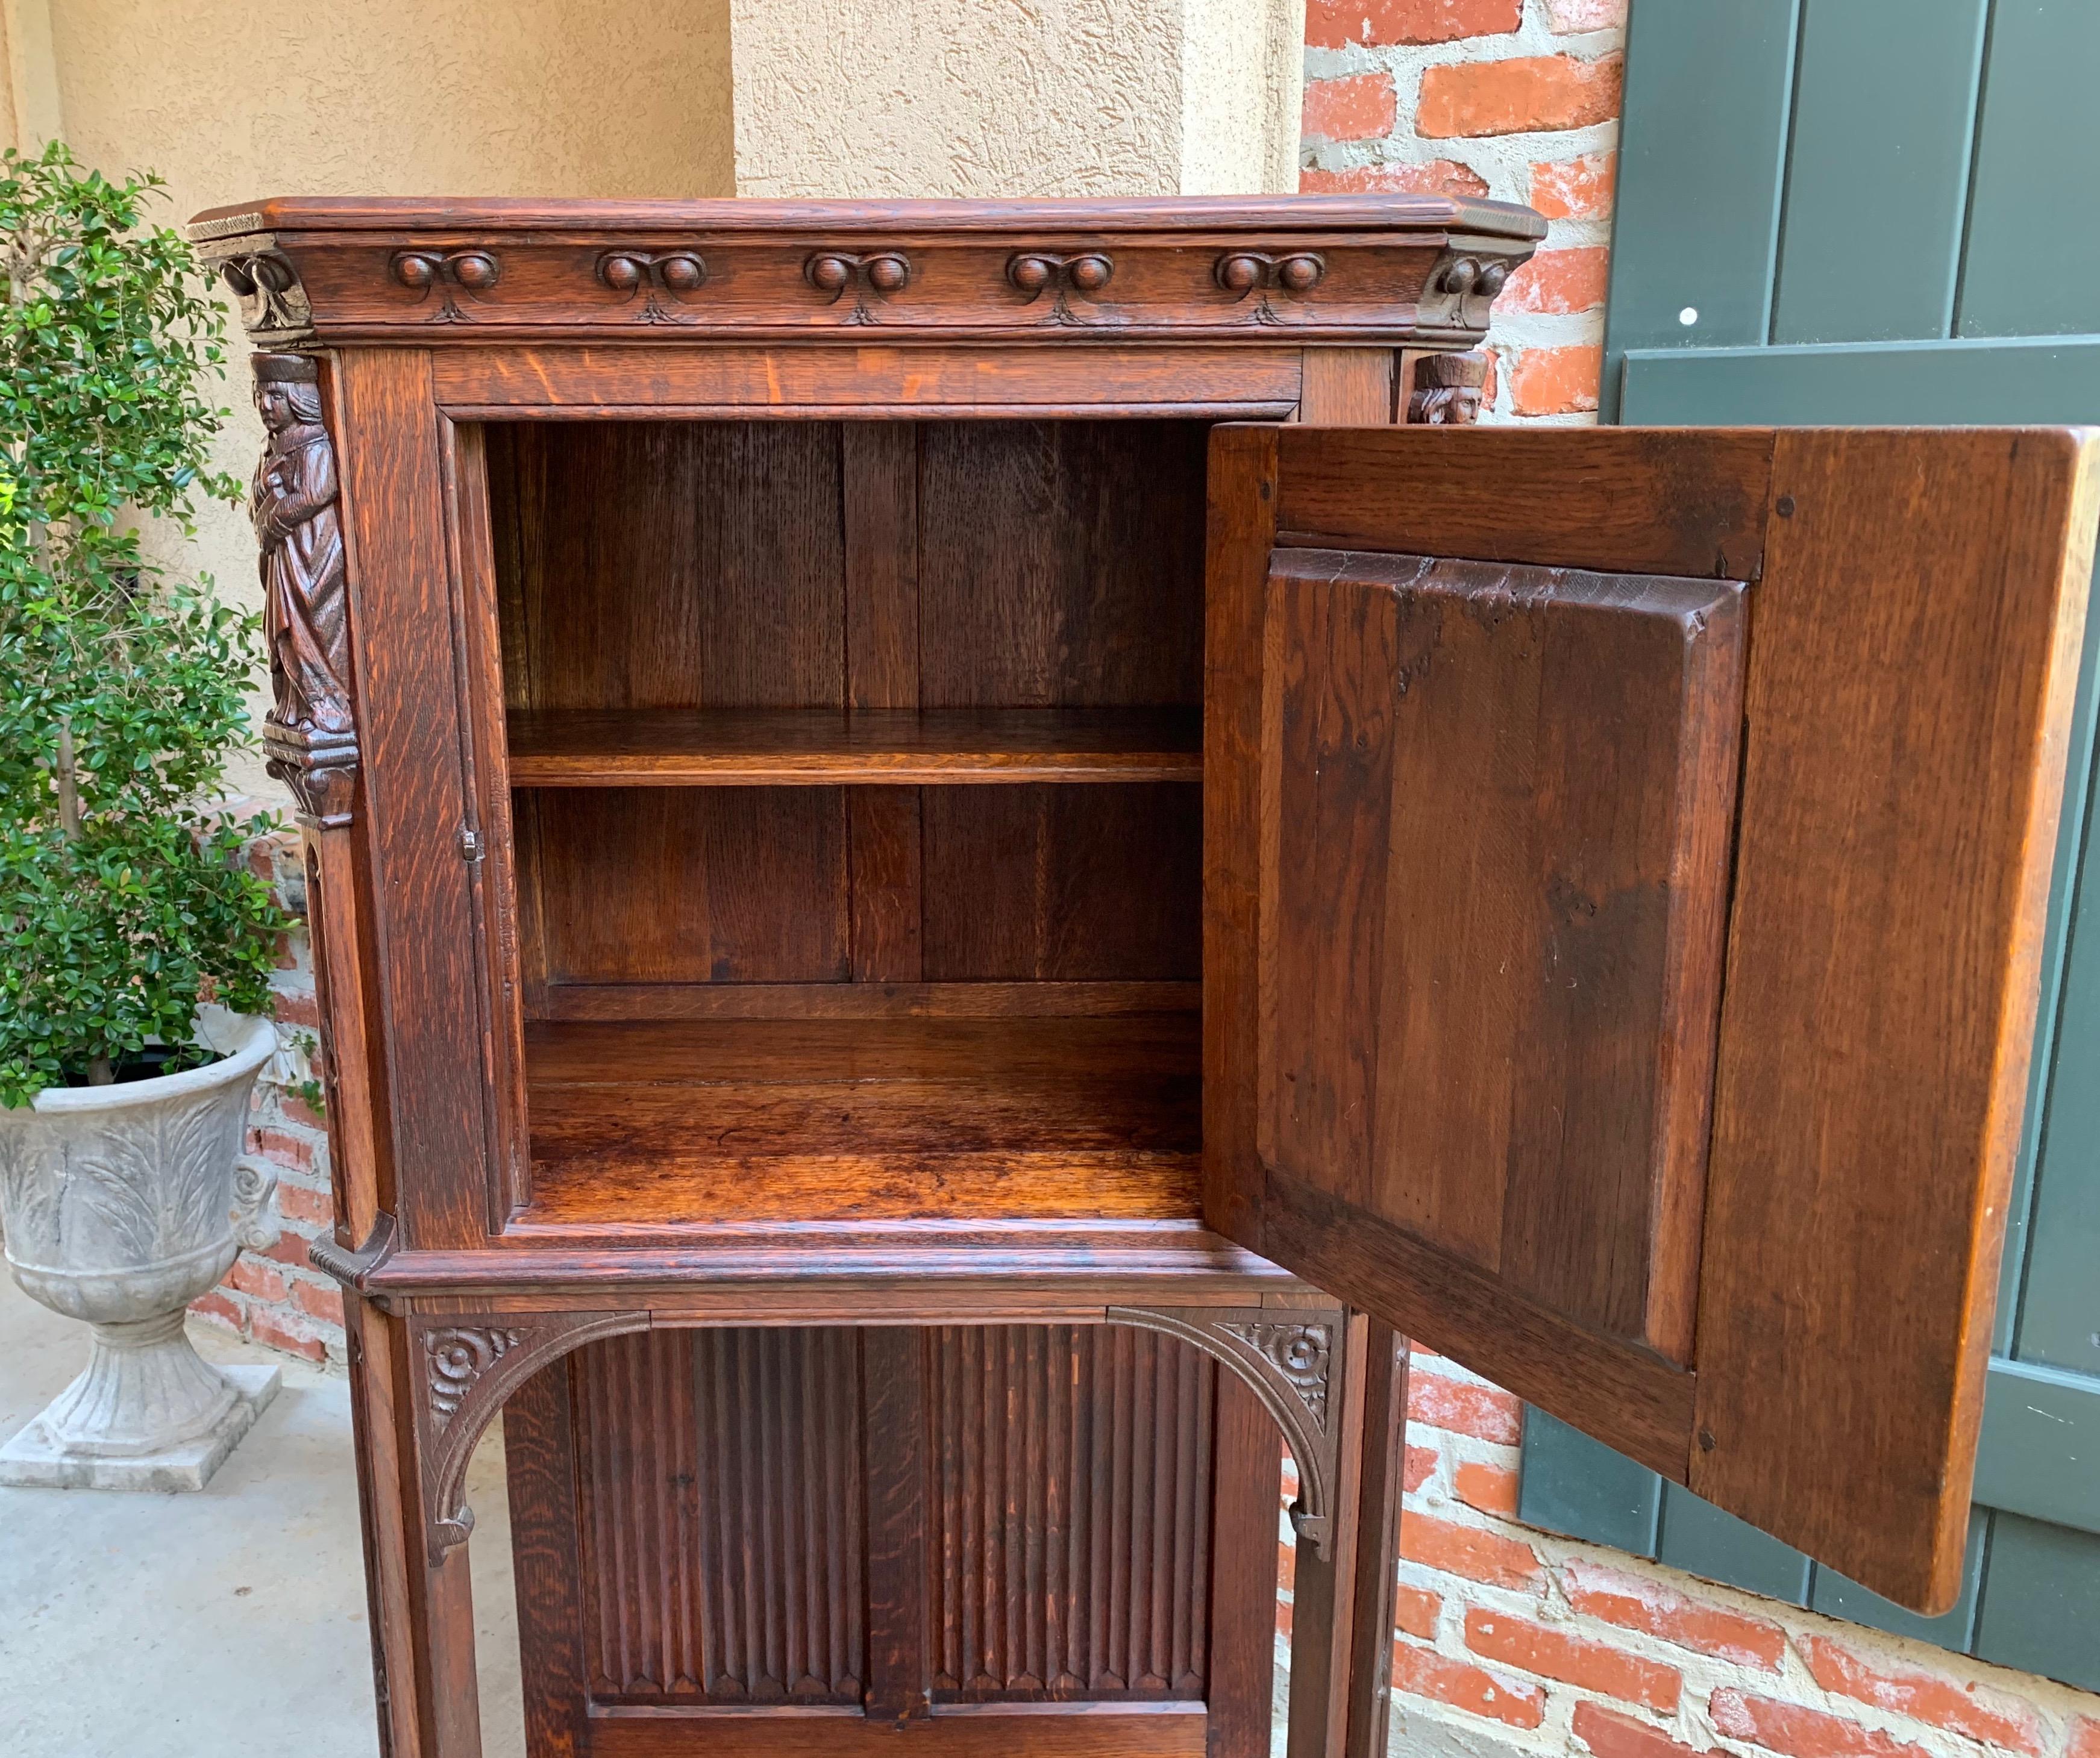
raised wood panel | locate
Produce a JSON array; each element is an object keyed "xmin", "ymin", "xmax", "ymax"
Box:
[
  {"xmin": 1258, "ymin": 549, "xmax": 1743, "ymax": 1360},
  {"xmin": 1689, "ymin": 428, "xmax": 2100, "ymax": 1612},
  {"xmin": 574, "ymin": 1328, "xmax": 867, "ymax": 1704},
  {"xmin": 928, "ymin": 1326, "xmax": 1218, "ymax": 1701}
]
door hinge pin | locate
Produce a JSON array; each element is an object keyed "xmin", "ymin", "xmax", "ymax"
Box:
[{"xmin": 457, "ymin": 825, "xmax": 483, "ymax": 862}]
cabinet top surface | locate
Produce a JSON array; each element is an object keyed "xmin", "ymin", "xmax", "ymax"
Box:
[
  {"xmin": 189, "ymin": 193, "xmax": 1544, "ymax": 349},
  {"xmin": 190, "ymin": 191, "xmax": 1546, "ymax": 240}
]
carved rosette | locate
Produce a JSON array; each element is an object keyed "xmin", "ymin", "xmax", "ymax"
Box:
[
  {"xmin": 252, "ymin": 352, "xmax": 358, "ymax": 826},
  {"xmin": 1106, "ymin": 1304, "xmax": 1345, "ymax": 1555},
  {"xmin": 1408, "ymin": 350, "xmax": 1490, "ymax": 425}
]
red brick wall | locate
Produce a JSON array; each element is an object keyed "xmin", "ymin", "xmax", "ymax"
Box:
[
  {"xmin": 188, "ymin": 825, "xmax": 345, "ymax": 1366},
  {"xmin": 1274, "ymin": 1350, "xmax": 2100, "ymax": 1757},
  {"xmin": 1302, "ymin": 0, "xmax": 1620, "ymax": 421}
]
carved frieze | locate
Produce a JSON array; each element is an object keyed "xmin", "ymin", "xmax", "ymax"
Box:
[
  {"xmin": 1417, "ymin": 245, "xmax": 1519, "ymax": 333},
  {"xmin": 252, "ymin": 352, "xmax": 358, "ymax": 826},
  {"xmin": 1007, "ymin": 250, "xmax": 1114, "ymax": 325}
]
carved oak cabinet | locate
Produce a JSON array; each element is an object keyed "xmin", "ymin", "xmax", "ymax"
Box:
[{"xmin": 190, "ymin": 195, "xmax": 2099, "ymax": 1758}]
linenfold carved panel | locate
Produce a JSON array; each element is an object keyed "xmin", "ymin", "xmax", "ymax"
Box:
[
  {"xmin": 927, "ymin": 1325, "xmax": 1218, "ymax": 1700},
  {"xmin": 573, "ymin": 1328, "xmax": 867, "ymax": 1704}
]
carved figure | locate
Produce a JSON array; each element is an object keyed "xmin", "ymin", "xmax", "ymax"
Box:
[{"xmin": 251, "ymin": 354, "xmax": 350, "ymax": 735}]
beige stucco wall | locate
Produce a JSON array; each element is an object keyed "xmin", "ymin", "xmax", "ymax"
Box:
[
  {"xmin": 732, "ymin": 0, "xmax": 1303, "ymax": 197},
  {"xmin": 6, "ymin": 0, "xmax": 1300, "ymax": 796},
  {"xmin": 7, "ymin": 0, "xmax": 737, "ymax": 793}
]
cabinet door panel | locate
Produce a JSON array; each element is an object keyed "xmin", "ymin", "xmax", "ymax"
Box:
[{"xmin": 1206, "ymin": 424, "xmax": 2100, "ymax": 1612}]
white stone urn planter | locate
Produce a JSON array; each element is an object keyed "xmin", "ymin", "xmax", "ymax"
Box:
[{"xmin": 0, "ymin": 1010, "xmax": 283, "ymax": 1490}]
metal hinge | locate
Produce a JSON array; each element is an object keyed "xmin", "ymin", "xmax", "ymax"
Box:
[{"xmin": 456, "ymin": 825, "xmax": 483, "ymax": 862}]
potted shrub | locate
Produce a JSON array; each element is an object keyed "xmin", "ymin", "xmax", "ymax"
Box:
[{"xmin": 0, "ymin": 143, "xmax": 288, "ymax": 1489}]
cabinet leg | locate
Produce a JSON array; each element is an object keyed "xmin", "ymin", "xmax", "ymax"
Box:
[
  {"xmin": 1285, "ymin": 1315, "xmax": 1408, "ymax": 1758},
  {"xmin": 349, "ymin": 1298, "xmax": 484, "ymax": 1757}
]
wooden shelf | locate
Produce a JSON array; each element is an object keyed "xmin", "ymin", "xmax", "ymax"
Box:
[
  {"xmin": 506, "ymin": 707, "xmax": 1202, "ymax": 787},
  {"xmin": 519, "ymin": 1014, "xmax": 1201, "ymax": 1227}
]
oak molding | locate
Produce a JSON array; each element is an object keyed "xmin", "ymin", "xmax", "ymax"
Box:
[{"xmin": 188, "ymin": 197, "xmax": 1543, "ymax": 348}]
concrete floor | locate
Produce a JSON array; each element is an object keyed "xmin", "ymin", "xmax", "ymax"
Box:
[{"xmin": 0, "ymin": 1274, "xmax": 522, "ymax": 1758}]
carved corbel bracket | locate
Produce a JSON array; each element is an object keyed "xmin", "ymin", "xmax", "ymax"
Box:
[
  {"xmin": 251, "ymin": 352, "xmax": 359, "ymax": 825},
  {"xmin": 1107, "ymin": 1304, "xmax": 1343, "ymax": 1557},
  {"xmin": 806, "ymin": 250, "xmax": 912, "ymax": 323},
  {"xmin": 1417, "ymin": 246, "xmax": 1523, "ymax": 333},
  {"xmin": 1408, "ymin": 350, "xmax": 1490, "ymax": 425},
  {"xmin": 213, "ymin": 245, "xmax": 315, "ymax": 341},
  {"xmin": 410, "ymin": 1312, "xmax": 650, "ymax": 1562}
]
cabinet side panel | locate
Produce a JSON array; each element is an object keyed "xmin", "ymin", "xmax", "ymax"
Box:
[
  {"xmin": 1691, "ymin": 429, "xmax": 2100, "ymax": 1612},
  {"xmin": 927, "ymin": 1326, "xmax": 1217, "ymax": 1702}
]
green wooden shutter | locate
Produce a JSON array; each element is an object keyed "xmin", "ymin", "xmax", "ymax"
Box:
[{"xmin": 1517, "ymin": 0, "xmax": 2100, "ymax": 1689}]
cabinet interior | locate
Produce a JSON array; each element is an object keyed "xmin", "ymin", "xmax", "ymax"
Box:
[{"xmin": 485, "ymin": 418, "xmax": 1211, "ymax": 1229}]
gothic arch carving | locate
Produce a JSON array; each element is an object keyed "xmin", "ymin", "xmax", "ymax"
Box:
[{"xmin": 1106, "ymin": 1305, "xmax": 1344, "ymax": 1557}]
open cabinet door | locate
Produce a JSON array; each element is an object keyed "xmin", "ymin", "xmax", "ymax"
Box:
[{"xmin": 1204, "ymin": 425, "xmax": 2100, "ymax": 1613}]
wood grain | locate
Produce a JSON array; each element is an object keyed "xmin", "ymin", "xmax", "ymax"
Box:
[
  {"xmin": 506, "ymin": 708, "xmax": 1202, "ymax": 786},
  {"xmin": 519, "ymin": 1017, "xmax": 1203, "ymax": 1227},
  {"xmin": 1203, "ymin": 427, "xmax": 1284, "ymax": 1253},
  {"xmin": 1202, "ymin": 1372, "xmax": 1281, "ymax": 1758},
  {"xmin": 503, "ymin": 1358, "xmax": 590, "ymax": 1758},
  {"xmin": 1271, "ymin": 427, "xmax": 1774, "ymax": 581},
  {"xmin": 535, "ymin": 981, "xmax": 1200, "ymax": 1022},
  {"xmin": 1296, "ymin": 350, "xmax": 1396, "ymax": 425},
  {"xmin": 1689, "ymin": 428, "xmax": 2100, "ymax": 1612},
  {"xmin": 586, "ymin": 1704, "xmax": 1208, "ymax": 1757},
  {"xmin": 1258, "ymin": 549, "xmax": 1743, "ymax": 1359}
]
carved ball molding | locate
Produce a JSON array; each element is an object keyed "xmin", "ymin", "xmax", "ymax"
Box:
[
  {"xmin": 1215, "ymin": 251, "xmax": 1324, "ymax": 296},
  {"xmin": 806, "ymin": 250, "xmax": 912, "ymax": 301},
  {"xmin": 391, "ymin": 248, "xmax": 501, "ymax": 292},
  {"xmin": 599, "ymin": 250, "xmax": 706, "ymax": 294},
  {"xmin": 1007, "ymin": 251, "xmax": 1114, "ymax": 299}
]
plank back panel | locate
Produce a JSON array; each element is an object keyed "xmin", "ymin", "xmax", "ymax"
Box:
[
  {"xmin": 917, "ymin": 421, "xmax": 1208, "ymax": 710},
  {"xmin": 928, "ymin": 1325, "xmax": 1218, "ymax": 1701},
  {"xmin": 1688, "ymin": 428, "xmax": 2100, "ymax": 1611},
  {"xmin": 1258, "ymin": 550, "xmax": 1743, "ymax": 1360}
]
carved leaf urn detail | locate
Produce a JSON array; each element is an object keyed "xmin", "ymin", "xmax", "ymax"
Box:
[
  {"xmin": 0, "ymin": 1015, "xmax": 280, "ymax": 1477},
  {"xmin": 252, "ymin": 352, "xmax": 357, "ymax": 825}
]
